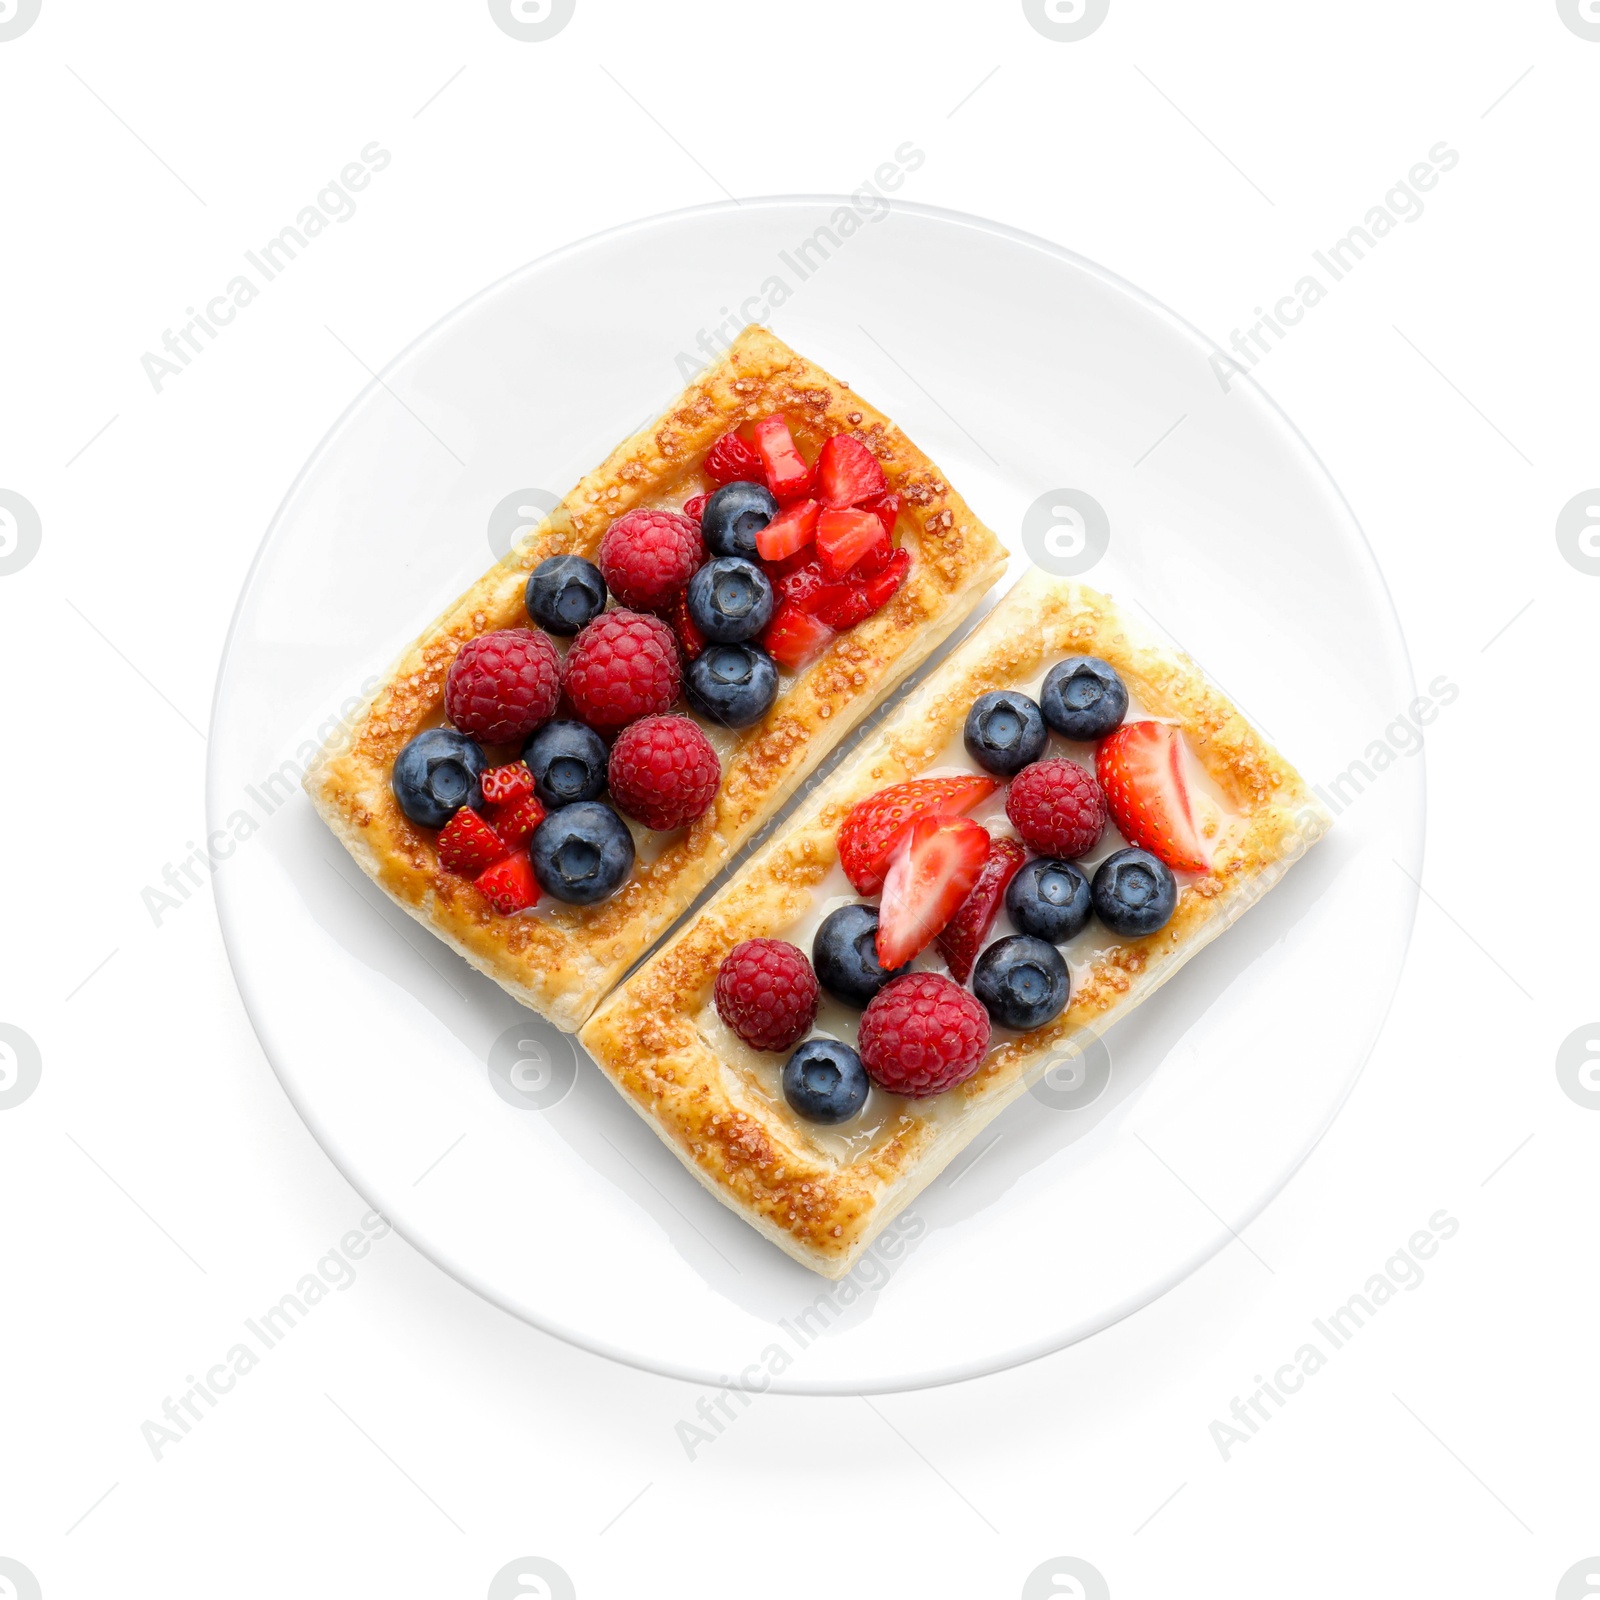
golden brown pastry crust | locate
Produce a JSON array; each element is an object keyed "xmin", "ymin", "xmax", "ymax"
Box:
[
  {"xmin": 579, "ymin": 569, "xmax": 1333, "ymax": 1276},
  {"xmin": 303, "ymin": 326, "xmax": 1008, "ymax": 1031}
]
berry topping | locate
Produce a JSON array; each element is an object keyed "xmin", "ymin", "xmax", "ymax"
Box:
[
  {"xmin": 973, "ymin": 935, "xmax": 1070, "ymax": 1032},
  {"xmin": 836, "ymin": 774, "xmax": 1000, "ymax": 896},
  {"xmin": 480, "ymin": 761, "xmax": 536, "ymax": 807},
  {"xmin": 761, "ymin": 602, "xmax": 835, "ymax": 672},
  {"xmin": 771, "ymin": 555, "xmax": 831, "ymax": 612},
  {"xmin": 812, "ymin": 904, "xmax": 910, "ymax": 1010},
  {"xmin": 859, "ymin": 491, "xmax": 902, "ymax": 552},
  {"xmin": 1096, "ymin": 721, "xmax": 1211, "ymax": 873},
  {"xmin": 670, "ymin": 586, "xmax": 707, "ymax": 661},
  {"xmin": 487, "ymin": 790, "xmax": 547, "ymax": 849},
  {"xmin": 474, "ymin": 852, "xmax": 540, "ymax": 916},
  {"xmin": 1040, "ymin": 656, "xmax": 1129, "ymax": 743},
  {"xmin": 530, "ymin": 800, "xmax": 635, "ymax": 905},
  {"xmin": 815, "ymin": 434, "xmax": 888, "ymax": 509},
  {"xmin": 392, "ymin": 729, "xmax": 488, "ymax": 828},
  {"xmin": 607, "ymin": 713, "xmax": 721, "ymax": 830},
  {"xmin": 703, "ymin": 429, "xmax": 763, "ymax": 486},
  {"xmin": 701, "ymin": 481, "xmax": 778, "ymax": 560},
  {"xmin": 936, "ymin": 836, "xmax": 1027, "ymax": 985},
  {"xmin": 714, "ymin": 938, "xmax": 820, "ymax": 1053},
  {"xmin": 964, "ymin": 690, "xmax": 1048, "ymax": 778},
  {"xmin": 437, "ymin": 806, "xmax": 510, "ymax": 878},
  {"xmin": 858, "ymin": 973, "xmax": 991, "ymax": 1099},
  {"xmin": 597, "ymin": 508, "xmax": 704, "ymax": 612},
  {"xmin": 1006, "ymin": 758, "xmax": 1108, "ymax": 860},
  {"xmin": 1091, "ymin": 846, "xmax": 1179, "ymax": 937},
  {"xmin": 685, "ymin": 642, "xmax": 778, "ymax": 729},
  {"xmin": 752, "ymin": 415, "xmax": 813, "ymax": 500},
  {"xmin": 755, "ymin": 497, "xmax": 820, "ymax": 562},
  {"xmin": 877, "ymin": 813, "xmax": 991, "ymax": 969},
  {"xmin": 1006, "ymin": 857, "xmax": 1093, "ymax": 945},
  {"xmin": 686, "ymin": 556, "xmax": 774, "ymax": 644},
  {"xmin": 525, "ymin": 555, "xmax": 607, "ymax": 637},
  {"xmin": 783, "ymin": 1039, "xmax": 870, "ymax": 1124},
  {"xmin": 523, "ymin": 719, "xmax": 609, "ymax": 809},
  {"xmin": 815, "ymin": 508, "xmax": 885, "ymax": 580},
  {"xmin": 444, "ymin": 628, "xmax": 561, "ymax": 745},
  {"xmin": 682, "ymin": 493, "xmax": 709, "ymax": 522},
  {"xmin": 562, "ymin": 609, "xmax": 682, "ymax": 731}
]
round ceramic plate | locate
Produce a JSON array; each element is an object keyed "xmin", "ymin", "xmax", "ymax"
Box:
[{"xmin": 210, "ymin": 198, "xmax": 1422, "ymax": 1393}]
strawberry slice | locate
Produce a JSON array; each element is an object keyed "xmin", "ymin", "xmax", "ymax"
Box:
[
  {"xmin": 682, "ymin": 492, "xmax": 709, "ymax": 522},
  {"xmin": 475, "ymin": 852, "xmax": 540, "ymax": 914},
  {"xmin": 703, "ymin": 430, "xmax": 763, "ymax": 486},
  {"xmin": 438, "ymin": 807, "xmax": 510, "ymax": 877},
  {"xmin": 1096, "ymin": 720, "xmax": 1212, "ymax": 873},
  {"xmin": 815, "ymin": 434, "xmax": 888, "ymax": 509},
  {"xmin": 853, "ymin": 527, "xmax": 894, "ymax": 578},
  {"xmin": 773, "ymin": 555, "xmax": 831, "ymax": 613},
  {"xmin": 877, "ymin": 814, "xmax": 991, "ymax": 969},
  {"xmin": 756, "ymin": 497, "xmax": 820, "ymax": 561},
  {"xmin": 671, "ymin": 587, "xmax": 706, "ymax": 660},
  {"xmin": 837, "ymin": 774, "xmax": 1000, "ymax": 896},
  {"xmin": 761, "ymin": 601, "xmax": 835, "ymax": 672},
  {"xmin": 816, "ymin": 509, "xmax": 885, "ymax": 579},
  {"xmin": 480, "ymin": 762, "xmax": 536, "ymax": 807},
  {"xmin": 752, "ymin": 416, "xmax": 813, "ymax": 500},
  {"xmin": 488, "ymin": 791, "xmax": 546, "ymax": 849},
  {"xmin": 936, "ymin": 837, "xmax": 1026, "ymax": 984},
  {"xmin": 811, "ymin": 582, "xmax": 874, "ymax": 631},
  {"xmin": 860, "ymin": 491, "xmax": 901, "ymax": 545},
  {"xmin": 860, "ymin": 547, "xmax": 910, "ymax": 613}
]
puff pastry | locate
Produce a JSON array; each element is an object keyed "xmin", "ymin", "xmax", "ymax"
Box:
[
  {"xmin": 580, "ymin": 569, "xmax": 1333, "ymax": 1277},
  {"xmin": 303, "ymin": 327, "xmax": 1008, "ymax": 1031}
]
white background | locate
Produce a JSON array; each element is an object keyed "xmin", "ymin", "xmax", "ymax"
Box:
[{"xmin": 3, "ymin": 2, "xmax": 1597, "ymax": 1596}]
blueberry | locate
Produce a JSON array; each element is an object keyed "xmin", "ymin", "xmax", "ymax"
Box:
[
  {"xmin": 973, "ymin": 935, "xmax": 1070, "ymax": 1031},
  {"xmin": 529, "ymin": 800, "xmax": 635, "ymax": 904},
  {"xmin": 1040, "ymin": 656, "xmax": 1129, "ymax": 742},
  {"xmin": 1091, "ymin": 847, "xmax": 1178, "ymax": 937},
  {"xmin": 701, "ymin": 480, "xmax": 778, "ymax": 560},
  {"xmin": 1006, "ymin": 857, "xmax": 1093, "ymax": 944},
  {"xmin": 686, "ymin": 643, "xmax": 779, "ymax": 729},
  {"xmin": 686, "ymin": 556, "xmax": 774, "ymax": 645},
  {"xmin": 812, "ymin": 904, "xmax": 910, "ymax": 1009},
  {"xmin": 523, "ymin": 719, "xmax": 608, "ymax": 809},
  {"xmin": 782, "ymin": 1037, "xmax": 870, "ymax": 1124},
  {"xmin": 391, "ymin": 728, "xmax": 488, "ymax": 828},
  {"xmin": 964, "ymin": 690, "xmax": 1048, "ymax": 777},
  {"xmin": 525, "ymin": 555, "xmax": 606, "ymax": 636}
]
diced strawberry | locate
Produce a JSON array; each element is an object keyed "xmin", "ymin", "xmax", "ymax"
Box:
[
  {"xmin": 756, "ymin": 497, "xmax": 820, "ymax": 561},
  {"xmin": 671, "ymin": 587, "xmax": 706, "ymax": 660},
  {"xmin": 762, "ymin": 545, "xmax": 819, "ymax": 581},
  {"xmin": 761, "ymin": 602, "xmax": 835, "ymax": 672},
  {"xmin": 683, "ymin": 492, "xmax": 709, "ymax": 522},
  {"xmin": 1096, "ymin": 721, "xmax": 1212, "ymax": 873},
  {"xmin": 811, "ymin": 583, "xmax": 873, "ymax": 632},
  {"xmin": 488, "ymin": 791, "xmax": 546, "ymax": 849},
  {"xmin": 438, "ymin": 807, "xmax": 510, "ymax": 878},
  {"xmin": 836, "ymin": 774, "xmax": 1000, "ymax": 896},
  {"xmin": 752, "ymin": 416, "xmax": 813, "ymax": 501},
  {"xmin": 861, "ymin": 491, "xmax": 901, "ymax": 543},
  {"xmin": 936, "ymin": 837, "xmax": 1027, "ymax": 984},
  {"xmin": 877, "ymin": 814, "xmax": 991, "ymax": 969},
  {"xmin": 815, "ymin": 434, "xmax": 888, "ymax": 509},
  {"xmin": 703, "ymin": 430, "xmax": 763, "ymax": 486},
  {"xmin": 851, "ymin": 527, "xmax": 894, "ymax": 579},
  {"xmin": 859, "ymin": 547, "xmax": 910, "ymax": 612},
  {"xmin": 816, "ymin": 509, "xmax": 885, "ymax": 580},
  {"xmin": 475, "ymin": 852, "xmax": 540, "ymax": 915},
  {"xmin": 480, "ymin": 762, "xmax": 536, "ymax": 807},
  {"xmin": 773, "ymin": 556, "xmax": 831, "ymax": 613}
]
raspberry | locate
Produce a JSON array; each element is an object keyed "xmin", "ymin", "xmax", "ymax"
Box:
[
  {"xmin": 683, "ymin": 493, "xmax": 710, "ymax": 523},
  {"xmin": 858, "ymin": 973, "xmax": 991, "ymax": 1098},
  {"xmin": 598, "ymin": 508, "xmax": 704, "ymax": 612},
  {"xmin": 607, "ymin": 714, "xmax": 721, "ymax": 830},
  {"xmin": 714, "ymin": 939, "xmax": 819, "ymax": 1052},
  {"xmin": 444, "ymin": 629, "xmax": 560, "ymax": 744},
  {"xmin": 1006, "ymin": 757, "xmax": 1108, "ymax": 859},
  {"xmin": 561, "ymin": 609, "xmax": 682, "ymax": 731},
  {"xmin": 703, "ymin": 430, "xmax": 763, "ymax": 485}
]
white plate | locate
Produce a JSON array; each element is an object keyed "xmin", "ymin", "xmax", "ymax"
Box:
[{"xmin": 210, "ymin": 199, "xmax": 1422, "ymax": 1394}]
